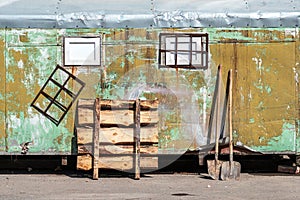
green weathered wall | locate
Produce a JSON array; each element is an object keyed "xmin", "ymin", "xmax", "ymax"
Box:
[{"xmin": 0, "ymin": 28, "xmax": 299, "ymax": 154}]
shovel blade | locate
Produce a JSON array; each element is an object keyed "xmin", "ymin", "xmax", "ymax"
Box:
[
  {"xmin": 207, "ymin": 160, "xmax": 223, "ymax": 180},
  {"xmin": 220, "ymin": 161, "xmax": 241, "ymax": 181}
]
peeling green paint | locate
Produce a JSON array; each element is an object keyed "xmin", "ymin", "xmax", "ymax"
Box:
[
  {"xmin": 250, "ymin": 122, "xmax": 296, "ymax": 152},
  {"xmin": 0, "ymin": 27, "xmax": 299, "ymax": 155}
]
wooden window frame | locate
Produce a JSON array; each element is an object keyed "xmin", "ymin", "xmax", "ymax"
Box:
[{"xmin": 159, "ymin": 33, "xmax": 209, "ymax": 69}]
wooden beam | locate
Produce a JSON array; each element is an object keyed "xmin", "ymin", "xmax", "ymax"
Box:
[
  {"xmin": 98, "ymin": 156, "xmax": 158, "ymax": 170},
  {"xmin": 100, "ymin": 99, "xmax": 158, "ymax": 110},
  {"xmin": 92, "ymin": 98, "xmax": 100, "ymax": 180},
  {"xmin": 77, "ymin": 126, "xmax": 158, "ymax": 144},
  {"xmin": 134, "ymin": 99, "xmax": 141, "ymax": 180},
  {"xmin": 100, "ymin": 110, "xmax": 158, "ymax": 125},
  {"xmin": 78, "ymin": 144, "xmax": 158, "ymax": 155}
]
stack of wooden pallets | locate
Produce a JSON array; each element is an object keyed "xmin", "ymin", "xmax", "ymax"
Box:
[{"xmin": 76, "ymin": 98, "xmax": 159, "ymax": 179}]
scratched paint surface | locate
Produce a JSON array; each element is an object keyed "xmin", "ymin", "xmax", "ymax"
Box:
[
  {"xmin": 0, "ymin": 28, "xmax": 299, "ymax": 154},
  {"xmin": 4, "ymin": 29, "xmax": 75, "ymax": 154}
]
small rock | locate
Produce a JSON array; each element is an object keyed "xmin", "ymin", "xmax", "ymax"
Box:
[{"xmin": 207, "ymin": 184, "xmax": 211, "ymax": 188}]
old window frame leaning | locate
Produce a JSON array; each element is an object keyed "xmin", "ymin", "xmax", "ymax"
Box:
[
  {"xmin": 159, "ymin": 33, "xmax": 209, "ymax": 69},
  {"xmin": 31, "ymin": 65, "xmax": 85, "ymax": 126}
]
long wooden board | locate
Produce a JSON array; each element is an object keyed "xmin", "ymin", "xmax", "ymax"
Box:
[
  {"xmin": 100, "ymin": 110, "xmax": 158, "ymax": 125},
  {"xmin": 78, "ymin": 144, "xmax": 158, "ymax": 155},
  {"xmin": 98, "ymin": 156, "xmax": 158, "ymax": 170},
  {"xmin": 77, "ymin": 154, "xmax": 158, "ymax": 171},
  {"xmin": 77, "ymin": 99, "xmax": 159, "ymax": 126},
  {"xmin": 77, "ymin": 126, "xmax": 158, "ymax": 144}
]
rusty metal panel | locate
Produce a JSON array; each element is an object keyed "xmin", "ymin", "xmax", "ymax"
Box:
[
  {"xmin": 4, "ymin": 29, "xmax": 75, "ymax": 154},
  {"xmin": 0, "ymin": 27, "xmax": 299, "ymax": 156},
  {"xmin": 239, "ymin": 42, "xmax": 296, "ymax": 152},
  {"xmin": 209, "ymin": 29, "xmax": 298, "ymax": 153},
  {"xmin": 0, "ymin": 0, "xmax": 299, "ymax": 28}
]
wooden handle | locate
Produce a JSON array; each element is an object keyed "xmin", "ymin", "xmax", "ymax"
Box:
[
  {"xmin": 229, "ymin": 69, "xmax": 233, "ymax": 164},
  {"xmin": 215, "ymin": 65, "xmax": 222, "ymax": 162}
]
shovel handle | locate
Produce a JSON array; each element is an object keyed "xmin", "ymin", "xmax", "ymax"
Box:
[
  {"xmin": 229, "ymin": 69, "xmax": 233, "ymax": 164},
  {"xmin": 215, "ymin": 65, "xmax": 222, "ymax": 162}
]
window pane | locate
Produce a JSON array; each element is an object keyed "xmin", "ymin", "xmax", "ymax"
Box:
[
  {"xmin": 192, "ymin": 37, "xmax": 201, "ymax": 51},
  {"xmin": 177, "ymin": 51, "xmax": 190, "ymax": 65},
  {"xmin": 160, "ymin": 52, "xmax": 166, "ymax": 65},
  {"xmin": 166, "ymin": 52, "xmax": 176, "ymax": 65},
  {"xmin": 192, "ymin": 52, "xmax": 202, "ymax": 65},
  {"xmin": 165, "ymin": 37, "xmax": 176, "ymax": 50},
  {"xmin": 177, "ymin": 37, "xmax": 190, "ymax": 51}
]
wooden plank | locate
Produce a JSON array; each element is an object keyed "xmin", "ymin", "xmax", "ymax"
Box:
[
  {"xmin": 100, "ymin": 110, "xmax": 158, "ymax": 125},
  {"xmin": 100, "ymin": 100, "xmax": 135, "ymax": 110},
  {"xmin": 140, "ymin": 100, "xmax": 159, "ymax": 110},
  {"xmin": 100, "ymin": 126, "xmax": 158, "ymax": 144},
  {"xmin": 98, "ymin": 156, "xmax": 158, "ymax": 170},
  {"xmin": 77, "ymin": 107, "xmax": 94, "ymax": 124},
  {"xmin": 77, "ymin": 99, "xmax": 159, "ymax": 126},
  {"xmin": 100, "ymin": 99, "xmax": 158, "ymax": 110},
  {"xmin": 93, "ymin": 98, "xmax": 100, "ymax": 180},
  {"xmin": 76, "ymin": 127, "xmax": 93, "ymax": 144},
  {"xmin": 77, "ymin": 126, "xmax": 158, "ymax": 145},
  {"xmin": 77, "ymin": 99, "xmax": 94, "ymax": 107},
  {"xmin": 77, "ymin": 154, "xmax": 92, "ymax": 171},
  {"xmin": 100, "ymin": 145, "xmax": 158, "ymax": 155},
  {"xmin": 78, "ymin": 144, "xmax": 158, "ymax": 155}
]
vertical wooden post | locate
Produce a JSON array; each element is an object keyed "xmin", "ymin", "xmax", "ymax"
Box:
[
  {"xmin": 92, "ymin": 98, "xmax": 100, "ymax": 180},
  {"xmin": 134, "ymin": 99, "xmax": 141, "ymax": 180}
]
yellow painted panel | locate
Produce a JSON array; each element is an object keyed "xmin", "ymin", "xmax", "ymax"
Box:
[{"xmin": 238, "ymin": 43, "xmax": 296, "ymax": 148}]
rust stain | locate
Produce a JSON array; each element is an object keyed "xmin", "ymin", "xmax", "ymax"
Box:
[{"xmin": 19, "ymin": 32, "xmax": 29, "ymax": 43}]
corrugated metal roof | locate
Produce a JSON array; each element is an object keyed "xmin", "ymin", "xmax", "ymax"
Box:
[{"xmin": 0, "ymin": 0, "xmax": 299, "ymax": 28}]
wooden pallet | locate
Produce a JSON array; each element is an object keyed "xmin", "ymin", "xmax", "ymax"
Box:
[{"xmin": 76, "ymin": 98, "xmax": 159, "ymax": 179}]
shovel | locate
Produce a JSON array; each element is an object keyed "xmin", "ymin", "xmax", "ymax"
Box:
[
  {"xmin": 220, "ymin": 69, "xmax": 241, "ymax": 181},
  {"xmin": 207, "ymin": 65, "xmax": 223, "ymax": 180}
]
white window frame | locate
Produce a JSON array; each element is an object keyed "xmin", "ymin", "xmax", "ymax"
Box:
[{"xmin": 63, "ymin": 37, "xmax": 101, "ymax": 66}]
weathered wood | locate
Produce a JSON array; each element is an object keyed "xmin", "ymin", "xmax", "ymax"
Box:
[
  {"xmin": 100, "ymin": 99, "xmax": 159, "ymax": 110},
  {"xmin": 76, "ymin": 127, "xmax": 93, "ymax": 144},
  {"xmin": 77, "ymin": 107, "xmax": 94, "ymax": 124},
  {"xmin": 140, "ymin": 100, "xmax": 159, "ymax": 110},
  {"xmin": 77, "ymin": 154, "xmax": 158, "ymax": 171},
  {"xmin": 98, "ymin": 156, "xmax": 158, "ymax": 170},
  {"xmin": 77, "ymin": 100, "xmax": 159, "ymax": 126},
  {"xmin": 78, "ymin": 144, "xmax": 158, "ymax": 155},
  {"xmin": 134, "ymin": 99, "xmax": 141, "ymax": 179},
  {"xmin": 77, "ymin": 154, "xmax": 92, "ymax": 171},
  {"xmin": 93, "ymin": 98, "xmax": 100, "ymax": 180},
  {"xmin": 77, "ymin": 99, "xmax": 95, "ymax": 107},
  {"xmin": 100, "ymin": 110, "xmax": 158, "ymax": 125},
  {"xmin": 100, "ymin": 145, "xmax": 157, "ymax": 155},
  {"xmin": 76, "ymin": 99, "xmax": 159, "ymax": 175},
  {"xmin": 100, "ymin": 126, "xmax": 158, "ymax": 144},
  {"xmin": 77, "ymin": 126, "xmax": 158, "ymax": 144}
]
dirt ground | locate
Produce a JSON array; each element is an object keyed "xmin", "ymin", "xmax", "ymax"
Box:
[{"xmin": 0, "ymin": 171, "xmax": 299, "ymax": 200}]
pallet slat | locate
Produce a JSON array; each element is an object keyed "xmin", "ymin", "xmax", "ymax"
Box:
[
  {"xmin": 78, "ymin": 144, "xmax": 158, "ymax": 155},
  {"xmin": 100, "ymin": 110, "xmax": 158, "ymax": 125},
  {"xmin": 77, "ymin": 155, "xmax": 158, "ymax": 171}
]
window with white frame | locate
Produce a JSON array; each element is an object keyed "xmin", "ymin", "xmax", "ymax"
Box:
[
  {"xmin": 159, "ymin": 33, "xmax": 208, "ymax": 69},
  {"xmin": 64, "ymin": 37, "xmax": 101, "ymax": 66}
]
